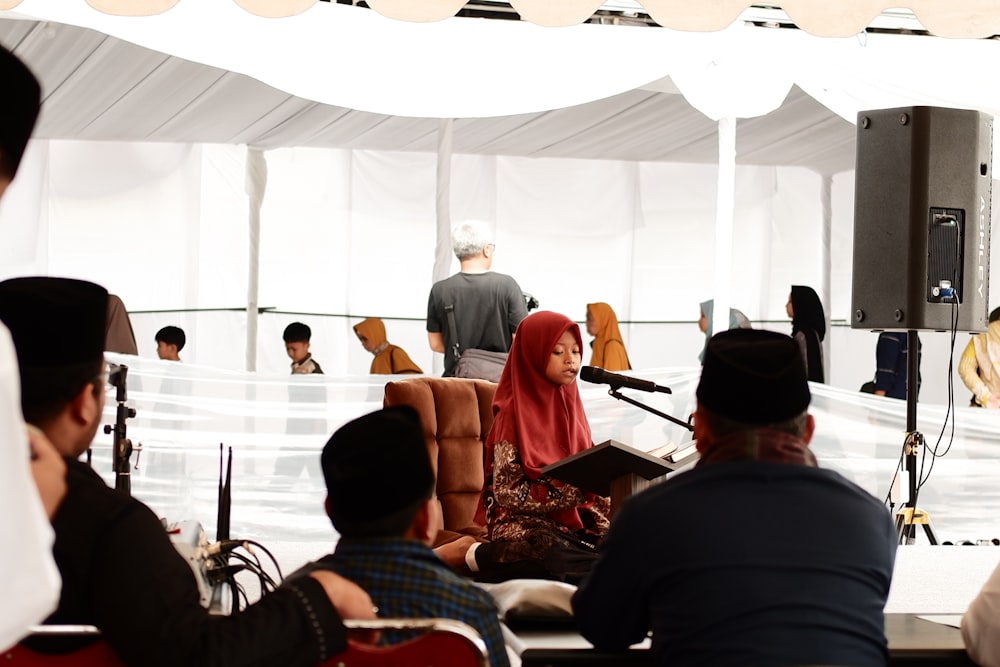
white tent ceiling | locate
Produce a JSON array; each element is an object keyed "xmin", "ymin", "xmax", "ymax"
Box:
[
  {"xmin": 0, "ymin": 15, "xmax": 858, "ymax": 175},
  {"xmin": 4, "ymin": 2, "xmax": 1000, "ymax": 177}
]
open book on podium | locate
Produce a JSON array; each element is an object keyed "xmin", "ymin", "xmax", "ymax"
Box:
[{"xmin": 541, "ymin": 440, "xmax": 695, "ymax": 516}]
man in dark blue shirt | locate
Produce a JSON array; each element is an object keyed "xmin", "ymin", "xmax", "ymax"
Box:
[
  {"xmin": 573, "ymin": 329, "xmax": 897, "ymax": 667},
  {"xmin": 288, "ymin": 406, "xmax": 509, "ymax": 667}
]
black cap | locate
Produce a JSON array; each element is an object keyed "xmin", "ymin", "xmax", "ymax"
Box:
[
  {"xmin": 322, "ymin": 406, "xmax": 434, "ymax": 537},
  {"xmin": 697, "ymin": 329, "xmax": 810, "ymax": 424},
  {"xmin": 0, "ymin": 277, "xmax": 108, "ymax": 371}
]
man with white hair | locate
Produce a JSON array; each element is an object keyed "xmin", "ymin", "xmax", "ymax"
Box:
[{"xmin": 426, "ymin": 220, "xmax": 528, "ymax": 377}]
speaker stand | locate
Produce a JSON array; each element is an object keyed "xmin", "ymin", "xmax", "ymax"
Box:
[{"xmin": 894, "ymin": 330, "xmax": 938, "ymax": 545}]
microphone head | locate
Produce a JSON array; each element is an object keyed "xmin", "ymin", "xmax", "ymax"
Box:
[{"xmin": 579, "ymin": 366, "xmax": 604, "ymax": 384}]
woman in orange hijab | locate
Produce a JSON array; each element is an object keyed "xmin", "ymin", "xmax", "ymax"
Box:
[
  {"xmin": 467, "ymin": 311, "xmax": 609, "ymax": 583},
  {"xmin": 353, "ymin": 317, "xmax": 422, "ymax": 375},
  {"xmin": 585, "ymin": 302, "xmax": 631, "ymax": 371}
]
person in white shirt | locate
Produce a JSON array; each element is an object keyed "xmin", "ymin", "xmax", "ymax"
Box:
[{"xmin": 0, "ymin": 44, "xmax": 66, "ymax": 651}]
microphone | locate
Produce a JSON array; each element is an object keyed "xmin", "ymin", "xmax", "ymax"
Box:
[{"xmin": 580, "ymin": 366, "xmax": 672, "ymax": 394}]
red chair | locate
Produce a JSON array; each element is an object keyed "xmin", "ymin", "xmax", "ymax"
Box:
[
  {"xmin": 5, "ymin": 619, "xmax": 489, "ymax": 667},
  {"xmin": 2, "ymin": 626, "xmax": 123, "ymax": 666},
  {"xmin": 329, "ymin": 618, "xmax": 490, "ymax": 667}
]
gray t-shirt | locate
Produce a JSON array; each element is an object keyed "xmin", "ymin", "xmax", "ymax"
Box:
[{"xmin": 427, "ymin": 271, "xmax": 528, "ymax": 376}]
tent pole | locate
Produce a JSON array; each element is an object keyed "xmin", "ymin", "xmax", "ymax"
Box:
[
  {"xmin": 245, "ymin": 147, "xmax": 267, "ymax": 372},
  {"xmin": 431, "ymin": 119, "xmax": 454, "ymax": 376},
  {"xmin": 433, "ymin": 119, "xmax": 454, "ymax": 283},
  {"xmin": 712, "ymin": 116, "xmax": 736, "ymax": 337},
  {"xmin": 820, "ymin": 173, "xmax": 833, "ymax": 381}
]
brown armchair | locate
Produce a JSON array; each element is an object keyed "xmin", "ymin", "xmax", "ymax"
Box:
[{"xmin": 383, "ymin": 377, "xmax": 496, "ymax": 547}]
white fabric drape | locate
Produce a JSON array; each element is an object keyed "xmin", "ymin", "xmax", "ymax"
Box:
[
  {"xmin": 5, "ymin": 140, "xmax": 997, "ymax": 404},
  {"xmin": 9, "ymin": 2, "xmax": 1000, "ymax": 125},
  {"xmin": 95, "ymin": 350, "xmax": 1000, "ymax": 550}
]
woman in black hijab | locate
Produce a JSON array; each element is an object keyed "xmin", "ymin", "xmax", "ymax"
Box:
[{"xmin": 787, "ymin": 285, "xmax": 826, "ymax": 383}]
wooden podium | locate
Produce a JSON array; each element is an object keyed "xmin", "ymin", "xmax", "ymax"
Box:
[{"xmin": 541, "ymin": 440, "xmax": 681, "ymax": 516}]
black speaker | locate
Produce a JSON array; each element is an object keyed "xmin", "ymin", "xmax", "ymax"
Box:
[{"xmin": 852, "ymin": 106, "xmax": 992, "ymax": 332}]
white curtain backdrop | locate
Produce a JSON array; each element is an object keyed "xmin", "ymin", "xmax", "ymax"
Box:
[{"xmin": 1, "ymin": 139, "xmax": 997, "ymax": 404}]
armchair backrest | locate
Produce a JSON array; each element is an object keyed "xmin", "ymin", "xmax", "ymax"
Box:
[
  {"xmin": 327, "ymin": 618, "xmax": 488, "ymax": 667},
  {"xmin": 383, "ymin": 377, "xmax": 497, "ymax": 541}
]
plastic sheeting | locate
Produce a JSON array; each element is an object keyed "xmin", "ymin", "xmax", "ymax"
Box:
[{"xmin": 95, "ymin": 353, "xmax": 1000, "ymax": 552}]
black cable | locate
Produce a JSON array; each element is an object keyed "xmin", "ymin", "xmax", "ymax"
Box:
[
  {"xmin": 229, "ymin": 551, "xmax": 279, "ymax": 592},
  {"xmin": 905, "ymin": 297, "xmax": 959, "ymax": 540},
  {"xmin": 883, "ymin": 433, "xmax": 907, "ymax": 508},
  {"xmin": 916, "ymin": 298, "xmax": 960, "ymax": 498},
  {"xmin": 239, "ymin": 539, "xmax": 284, "ymax": 582},
  {"xmin": 230, "ymin": 575, "xmax": 240, "ymax": 615}
]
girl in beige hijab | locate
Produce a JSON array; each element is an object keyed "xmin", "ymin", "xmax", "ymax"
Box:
[{"xmin": 353, "ymin": 318, "xmax": 422, "ymax": 375}]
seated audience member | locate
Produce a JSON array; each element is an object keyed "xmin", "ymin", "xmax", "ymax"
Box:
[
  {"xmin": 573, "ymin": 329, "xmax": 897, "ymax": 667},
  {"xmin": 959, "ymin": 306, "xmax": 1000, "ymax": 408},
  {"xmin": 0, "ymin": 276, "xmax": 374, "ymax": 667},
  {"xmin": 961, "ymin": 559, "xmax": 1000, "ymax": 666},
  {"xmin": 353, "ymin": 317, "xmax": 422, "ymax": 374},
  {"xmin": 284, "ymin": 321, "xmax": 323, "ymax": 374},
  {"xmin": 459, "ymin": 311, "xmax": 609, "ymax": 583},
  {"xmin": 288, "ymin": 406, "xmax": 508, "ymax": 667},
  {"xmin": 155, "ymin": 325, "xmax": 186, "ymax": 362},
  {"xmin": 0, "ymin": 44, "xmax": 64, "ymax": 651},
  {"xmin": 585, "ymin": 302, "xmax": 631, "ymax": 371},
  {"xmin": 697, "ymin": 299, "xmax": 751, "ymax": 363}
]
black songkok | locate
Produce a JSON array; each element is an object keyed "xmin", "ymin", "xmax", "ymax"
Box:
[
  {"xmin": 321, "ymin": 406, "xmax": 434, "ymax": 537},
  {"xmin": 697, "ymin": 328, "xmax": 810, "ymax": 424},
  {"xmin": 0, "ymin": 277, "xmax": 108, "ymax": 370}
]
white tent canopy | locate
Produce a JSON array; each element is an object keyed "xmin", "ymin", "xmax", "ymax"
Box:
[{"xmin": 4, "ymin": 2, "xmax": 1000, "ymax": 123}]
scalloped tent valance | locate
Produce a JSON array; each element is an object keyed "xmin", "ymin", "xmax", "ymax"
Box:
[{"xmin": 0, "ymin": 0, "xmax": 998, "ymax": 38}]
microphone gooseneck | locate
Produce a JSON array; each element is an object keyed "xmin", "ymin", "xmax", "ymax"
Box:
[{"xmin": 580, "ymin": 366, "xmax": 672, "ymax": 394}]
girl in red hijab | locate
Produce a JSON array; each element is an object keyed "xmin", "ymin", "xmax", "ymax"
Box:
[{"xmin": 470, "ymin": 311, "xmax": 609, "ymax": 582}]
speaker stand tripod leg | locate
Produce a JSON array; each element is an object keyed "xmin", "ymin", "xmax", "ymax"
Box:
[{"xmin": 895, "ymin": 506, "xmax": 937, "ymax": 545}]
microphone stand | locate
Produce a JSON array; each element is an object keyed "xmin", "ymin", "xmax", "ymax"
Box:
[
  {"xmin": 104, "ymin": 364, "xmax": 138, "ymax": 496},
  {"xmin": 607, "ymin": 387, "xmax": 694, "ymax": 432}
]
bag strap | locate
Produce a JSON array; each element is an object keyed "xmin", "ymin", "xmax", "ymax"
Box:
[{"xmin": 442, "ymin": 285, "xmax": 461, "ymax": 363}]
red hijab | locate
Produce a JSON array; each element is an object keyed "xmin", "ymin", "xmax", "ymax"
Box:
[{"xmin": 483, "ymin": 311, "xmax": 596, "ymax": 529}]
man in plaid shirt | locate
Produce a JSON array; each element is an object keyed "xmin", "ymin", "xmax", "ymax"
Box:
[{"xmin": 288, "ymin": 406, "xmax": 509, "ymax": 667}]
